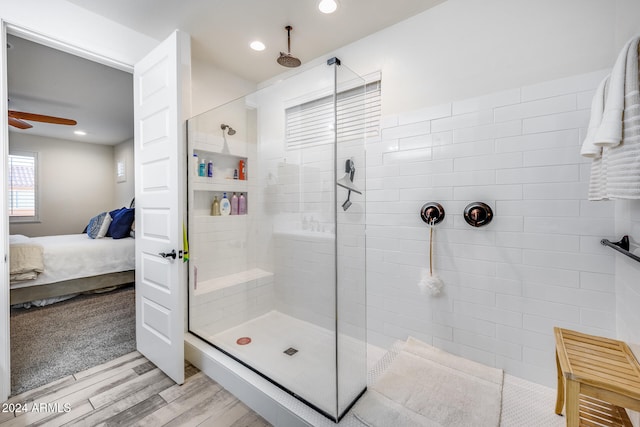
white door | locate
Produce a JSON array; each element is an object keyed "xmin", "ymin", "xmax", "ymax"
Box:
[
  {"xmin": 134, "ymin": 30, "xmax": 191, "ymax": 385},
  {"xmin": 0, "ymin": 20, "xmax": 11, "ymax": 402}
]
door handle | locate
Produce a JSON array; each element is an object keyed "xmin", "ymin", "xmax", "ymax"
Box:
[{"xmin": 159, "ymin": 249, "xmax": 177, "ymax": 260}]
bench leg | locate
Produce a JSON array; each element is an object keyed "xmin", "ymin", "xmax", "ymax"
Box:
[
  {"xmin": 555, "ymin": 351, "xmax": 565, "ymax": 415},
  {"xmin": 565, "ymin": 379, "xmax": 580, "ymax": 427}
]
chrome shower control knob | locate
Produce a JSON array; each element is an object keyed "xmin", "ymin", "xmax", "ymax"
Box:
[
  {"xmin": 463, "ymin": 202, "xmax": 493, "ymax": 227},
  {"xmin": 420, "ymin": 202, "xmax": 445, "ymax": 225}
]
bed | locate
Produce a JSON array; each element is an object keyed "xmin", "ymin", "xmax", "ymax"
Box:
[{"xmin": 9, "ymin": 233, "xmax": 135, "ymax": 306}]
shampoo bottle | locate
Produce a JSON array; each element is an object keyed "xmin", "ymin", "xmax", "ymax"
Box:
[
  {"xmin": 193, "ymin": 153, "xmax": 199, "ymax": 176},
  {"xmin": 198, "ymin": 159, "xmax": 206, "ymax": 177},
  {"xmin": 207, "ymin": 160, "xmax": 213, "ymax": 178},
  {"xmin": 238, "ymin": 160, "xmax": 245, "ymax": 180},
  {"xmin": 211, "ymin": 196, "xmax": 220, "ymax": 216},
  {"xmin": 238, "ymin": 193, "xmax": 246, "ymax": 215},
  {"xmin": 231, "ymin": 192, "xmax": 238, "ymax": 215},
  {"xmin": 220, "ymin": 193, "xmax": 231, "ymax": 216}
]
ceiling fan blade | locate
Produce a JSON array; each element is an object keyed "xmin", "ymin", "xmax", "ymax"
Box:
[
  {"xmin": 8, "ymin": 117, "xmax": 33, "ymax": 129},
  {"xmin": 9, "ymin": 110, "xmax": 77, "ymax": 126}
]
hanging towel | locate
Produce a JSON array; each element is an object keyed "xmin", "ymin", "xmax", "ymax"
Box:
[
  {"xmin": 583, "ymin": 35, "xmax": 640, "ymax": 200},
  {"xmin": 594, "ymin": 36, "xmax": 640, "ymax": 147},
  {"xmin": 581, "ymin": 75, "xmax": 609, "ymax": 158}
]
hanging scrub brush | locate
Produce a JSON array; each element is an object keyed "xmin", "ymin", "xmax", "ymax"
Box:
[{"xmin": 418, "ymin": 218, "xmax": 444, "ymax": 296}]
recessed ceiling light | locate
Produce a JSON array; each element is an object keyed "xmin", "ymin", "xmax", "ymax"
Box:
[
  {"xmin": 250, "ymin": 41, "xmax": 266, "ymax": 51},
  {"xmin": 318, "ymin": 0, "xmax": 338, "ymax": 14},
  {"xmin": 74, "ymin": 130, "xmax": 87, "ymax": 136}
]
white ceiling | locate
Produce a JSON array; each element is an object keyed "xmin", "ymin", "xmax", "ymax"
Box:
[
  {"xmin": 7, "ymin": 34, "xmax": 134, "ymax": 145},
  {"xmin": 7, "ymin": 0, "xmax": 445, "ymax": 145},
  {"xmin": 67, "ymin": 0, "xmax": 445, "ymax": 83}
]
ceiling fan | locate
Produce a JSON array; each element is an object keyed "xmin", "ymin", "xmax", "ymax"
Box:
[{"xmin": 8, "ymin": 110, "xmax": 77, "ymax": 130}]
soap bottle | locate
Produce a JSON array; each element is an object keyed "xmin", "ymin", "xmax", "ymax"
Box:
[
  {"xmin": 193, "ymin": 153, "xmax": 199, "ymax": 177},
  {"xmin": 211, "ymin": 196, "xmax": 220, "ymax": 216},
  {"xmin": 238, "ymin": 160, "xmax": 245, "ymax": 180},
  {"xmin": 231, "ymin": 192, "xmax": 238, "ymax": 215},
  {"xmin": 198, "ymin": 158, "xmax": 206, "ymax": 177},
  {"xmin": 238, "ymin": 193, "xmax": 246, "ymax": 215},
  {"xmin": 220, "ymin": 193, "xmax": 231, "ymax": 216}
]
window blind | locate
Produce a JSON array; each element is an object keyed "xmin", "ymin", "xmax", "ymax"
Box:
[
  {"xmin": 285, "ymin": 80, "xmax": 381, "ymax": 150},
  {"xmin": 9, "ymin": 153, "xmax": 37, "ymax": 218}
]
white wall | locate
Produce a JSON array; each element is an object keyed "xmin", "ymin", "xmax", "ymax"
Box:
[
  {"xmin": 114, "ymin": 138, "xmax": 134, "ymax": 208},
  {"xmin": 366, "ymin": 70, "xmax": 617, "ymax": 388},
  {"xmin": 266, "ymin": 0, "xmax": 637, "ymax": 118},
  {"xmin": 256, "ymin": 0, "xmax": 640, "ymax": 388},
  {"xmin": 615, "ymin": 200, "xmax": 640, "ymax": 426},
  {"xmin": 615, "ymin": 200, "xmax": 640, "ymax": 353},
  {"xmin": 191, "ymin": 60, "xmax": 256, "ymax": 117},
  {"xmin": 9, "ymin": 133, "xmax": 115, "ymax": 236}
]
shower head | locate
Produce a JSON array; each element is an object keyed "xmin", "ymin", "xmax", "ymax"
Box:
[
  {"xmin": 277, "ymin": 26, "xmax": 301, "ymax": 68},
  {"xmin": 336, "ymin": 158, "xmax": 362, "ymax": 194},
  {"xmin": 220, "ymin": 124, "xmax": 236, "ymax": 135}
]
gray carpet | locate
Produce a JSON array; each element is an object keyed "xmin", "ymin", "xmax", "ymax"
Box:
[{"xmin": 10, "ymin": 284, "xmax": 136, "ymax": 396}]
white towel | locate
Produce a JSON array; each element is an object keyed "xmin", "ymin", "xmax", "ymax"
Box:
[
  {"xmin": 594, "ymin": 36, "xmax": 640, "ymax": 147},
  {"xmin": 581, "ymin": 75, "xmax": 609, "ymax": 158},
  {"xmin": 584, "ymin": 35, "xmax": 640, "ymax": 200}
]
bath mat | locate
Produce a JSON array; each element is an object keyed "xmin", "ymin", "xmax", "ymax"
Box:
[{"xmin": 352, "ymin": 336, "xmax": 503, "ymax": 427}]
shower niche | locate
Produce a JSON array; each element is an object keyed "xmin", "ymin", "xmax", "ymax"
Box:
[{"xmin": 187, "ymin": 58, "xmax": 368, "ymax": 421}]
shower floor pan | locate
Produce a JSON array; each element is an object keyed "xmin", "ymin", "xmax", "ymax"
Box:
[{"xmin": 193, "ymin": 310, "xmax": 366, "ymax": 418}]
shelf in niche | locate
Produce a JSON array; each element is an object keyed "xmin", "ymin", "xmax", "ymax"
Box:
[
  {"xmin": 193, "ymin": 268, "xmax": 273, "ymax": 296},
  {"xmin": 193, "ymin": 142, "xmax": 248, "ymax": 160},
  {"xmin": 192, "ymin": 179, "xmax": 248, "ymax": 192},
  {"xmin": 194, "ymin": 213, "xmax": 249, "ymax": 221},
  {"xmin": 192, "ymin": 146, "xmax": 248, "ymax": 184}
]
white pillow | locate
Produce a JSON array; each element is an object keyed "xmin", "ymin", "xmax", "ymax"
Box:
[{"xmin": 87, "ymin": 212, "xmax": 112, "ymax": 239}]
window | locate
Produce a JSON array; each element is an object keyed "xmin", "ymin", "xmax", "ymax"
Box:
[
  {"xmin": 9, "ymin": 152, "xmax": 38, "ymax": 222},
  {"xmin": 285, "ymin": 80, "xmax": 381, "ymax": 150}
]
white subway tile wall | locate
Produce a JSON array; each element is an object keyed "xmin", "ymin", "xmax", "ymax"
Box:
[
  {"xmin": 367, "ymin": 69, "xmax": 618, "ymax": 387},
  {"xmin": 615, "ymin": 199, "xmax": 640, "ymax": 355}
]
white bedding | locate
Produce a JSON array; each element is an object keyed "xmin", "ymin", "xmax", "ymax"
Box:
[{"xmin": 10, "ymin": 234, "xmax": 135, "ymax": 289}]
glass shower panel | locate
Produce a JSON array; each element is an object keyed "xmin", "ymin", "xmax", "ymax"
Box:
[
  {"xmin": 335, "ymin": 62, "xmax": 368, "ymax": 416},
  {"xmin": 187, "ymin": 59, "xmax": 366, "ymax": 422}
]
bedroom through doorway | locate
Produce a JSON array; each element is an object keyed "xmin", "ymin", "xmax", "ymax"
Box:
[{"xmin": 6, "ymin": 32, "xmax": 136, "ymax": 397}]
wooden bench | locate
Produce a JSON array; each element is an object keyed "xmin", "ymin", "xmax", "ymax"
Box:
[{"xmin": 555, "ymin": 327, "xmax": 640, "ymax": 427}]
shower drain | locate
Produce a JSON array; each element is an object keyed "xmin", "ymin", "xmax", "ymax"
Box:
[{"xmin": 283, "ymin": 347, "xmax": 298, "ymax": 356}]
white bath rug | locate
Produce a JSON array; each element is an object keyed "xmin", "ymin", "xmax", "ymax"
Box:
[{"xmin": 352, "ymin": 336, "xmax": 503, "ymax": 427}]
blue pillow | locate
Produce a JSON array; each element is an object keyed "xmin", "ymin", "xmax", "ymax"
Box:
[
  {"xmin": 87, "ymin": 212, "xmax": 112, "ymax": 239},
  {"xmin": 106, "ymin": 207, "xmax": 126, "ymax": 237},
  {"xmin": 108, "ymin": 208, "xmax": 135, "ymax": 239}
]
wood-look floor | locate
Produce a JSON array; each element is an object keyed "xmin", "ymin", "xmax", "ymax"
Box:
[{"xmin": 0, "ymin": 351, "xmax": 271, "ymax": 427}]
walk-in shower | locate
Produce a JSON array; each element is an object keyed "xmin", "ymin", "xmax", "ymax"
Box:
[{"xmin": 187, "ymin": 58, "xmax": 368, "ymax": 421}]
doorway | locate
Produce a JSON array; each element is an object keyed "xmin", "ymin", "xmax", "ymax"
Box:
[
  {"xmin": 5, "ymin": 30, "xmax": 136, "ymax": 397},
  {"xmin": 1, "ymin": 22, "xmax": 190, "ymax": 403}
]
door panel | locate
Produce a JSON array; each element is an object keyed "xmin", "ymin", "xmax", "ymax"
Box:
[
  {"xmin": 134, "ymin": 30, "xmax": 190, "ymax": 385},
  {"xmin": 0, "ymin": 20, "xmax": 10, "ymax": 402}
]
